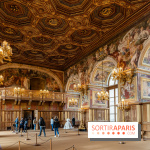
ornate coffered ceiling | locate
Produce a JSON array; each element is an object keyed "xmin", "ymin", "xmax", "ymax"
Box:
[{"xmin": 0, "ymin": 0, "xmax": 149, "ymax": 70}]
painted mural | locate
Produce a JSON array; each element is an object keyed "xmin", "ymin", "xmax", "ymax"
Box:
[
  {"xmin": 81, "ymin": 94, "xmax": 89, "ymax": 107},
  {"xmin": 141, "ymin": 77, "xmax": 150, "ymax": 99},
  {"xmin": 137, "ymin": 73, "xmax": 150, "ymax": 102},
  {"xmin": 93, "ymin": 61, "xmax": 115, "ymax": 84},
  {"xmin": 65, "ymin": 17, "xmax": 150, "ymax": 86},
  {"xmin": 143, "ymin": 47, "xmax": 150, "ymax": 66},
  {"xmin": 0, "ymin": 68, "xmax": 60, "ymax": 92},
  {"xmin": 120, "ymin": 77, "xmax": 136, "ymax": 100},
  {"xmin": 68, "ymin": 82, "xmax": 76, "ymax": 91},
  {"xmin": 94, "ymin": 70, "xmax": 109, "ymax": 82}
]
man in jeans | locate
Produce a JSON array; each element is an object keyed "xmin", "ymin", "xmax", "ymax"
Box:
[
  {"xmin": 38, "ymin": 117, "xmax": 46, "ymax": 137},
  {"xmin": 54, "ymin": 116, "xmax": 59, "ymax": 137},
  {"xmin": 15, "ymin": 117, "xmax": 19, "ymax": 132},
  {"xmin": 19, "ymin": 117, "xmax": 24, "ymax": 132},
  {"xmin": 33, "ymin": 117, "xmax": 37, "ymax": 130}
]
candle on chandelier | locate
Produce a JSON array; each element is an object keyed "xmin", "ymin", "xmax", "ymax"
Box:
[{"xmin": 0, "ymin": 48, "xmax": 3, "ymax": 55}]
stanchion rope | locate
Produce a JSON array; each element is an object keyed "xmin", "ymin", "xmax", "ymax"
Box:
[
  {"xmin": 38, "ymin": 136, "xmax": 52, "ymax": 141},
  {"xmin": 20, "ymin": 141, "xmax": 34, "ymax": 146},
  {"xmin": 27, "ymin": 132, "xmax": 36, "ymax": 137},
  {"xmin": 4, "ymin": 141, "xmax": 18, "ymax": 149},
  {"xmin": 65, "ymin": 145, "xmax": 74, "ymax": 150},
  {"xmin": 39, "ymin": 138, "xmax": 51, "ymax": 145}
]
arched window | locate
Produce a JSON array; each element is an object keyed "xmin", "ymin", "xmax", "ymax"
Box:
[{"xmin": 108, "ymin": 76, "xmax": 118, "ymax": 122}]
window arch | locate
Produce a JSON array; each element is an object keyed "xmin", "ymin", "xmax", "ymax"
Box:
[{"xmin": 108, "ymin": 75, "xmax": 118, "ymax": 122}]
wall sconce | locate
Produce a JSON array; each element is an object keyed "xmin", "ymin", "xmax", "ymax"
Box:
[
  {"xmin": 40, "ymin": 89, "xmax": 49, "ymax": 99},
  {"xmin": 14, "ymin": 87, "xmax": 24, "ymax": 105},
  {"xmin": 118, "ymin": 99, "xmax": 130, "ymax": 122},
  {"xmin": 69, "ymin": 98, "xmax": 78, "ymax": 106},
  {"xmin": 74, "ymin": 84, "xmax": 88, "ymax": 95}
]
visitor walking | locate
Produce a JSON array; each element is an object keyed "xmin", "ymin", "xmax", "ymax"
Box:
[
  {"xmin": 72, "ymin": 117, "xmax": 75, "ymax": 126},
  {"xmin": 54, "ymin": 116, "xmax": 60, "ymax": 137},
  {"xmin": 19, "ymin": 117, "xmax": 24, "ymax": 132},
  {"xmin": 24, "ymin": 118, "xmax": 28, "ymax": 133},
  {"xmin": 51, "ymin": 117, "xmax": 54, "ymax": 131},
  {"xmin": 38, "ymin": 117, "xmax": 46, "ymax": 137},
  {"xmin": 15, "ymin": 117, "xmax": 19, "ymax": 132},
  {"xmin": 28, "ymin": 117, "xmax": 31, "ymax": 129},
  {"xmin": 33, "ymin": 117, "xmax": 37, "ymax": 130}
]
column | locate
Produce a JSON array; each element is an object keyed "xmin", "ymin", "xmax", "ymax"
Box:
[
  {"xmin": 34, "ymin": 110, "xmax": 38, "ymax": 130},
  {"xmin": 93, "ymin": 109, "xmax": 95, "ymax": 121},
  {"xmin": 105, "ymin": 109, "xmax": 109, "ymax": 121},
  {"xmin": 61, "ymin": 112, "xmax": 63, "ymax": 121},
  {"xmin": 50, "ymin": 112, "xmax": 52, "ymax": 120},
  {"xmin": 136, "ymin": 105, "xmax": 141, "ymax": 122},
  {"xmin": 147, "ymin": 104, "xmax": 150, "ymax": 122},
  {"xmin": 68, "ymin": 112, "xmax": 69, "ymax": 119},
  {"xmin": 78, "ymin": 111, "xmax": 80, "ymax": 121},
  {"xmin": 59, "ymin": 112, "xmax": 61, "ymax": 120},
  {"xmin": 65, "ymin": 111, "xmax": 67, "ymax": 120},
  {"xmin": 89, "ymin": 109, "xmax": 93, "ymax": 121},
  {"xmin": 0, "ymin": 100, "xmax": 1, "ymax": 130},
  {"xmin": 80, "ymin": 111, "xmax": 82, "ymax": 123}
]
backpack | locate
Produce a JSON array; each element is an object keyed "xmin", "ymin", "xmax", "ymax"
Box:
[{"xmin": 39, "ymin": 118, "xmax": 45, "ymax": 126}]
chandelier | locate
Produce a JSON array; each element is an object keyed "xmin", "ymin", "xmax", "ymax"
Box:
[
  {"xmin": 74, "ymin": 83, "xmax": 88, "ymax": 95},
  {"xmin": 0, "ymin": 41, "xmax": 13, "ymax": 63},
  {"xmin": 112, "ymin": 65, "xmax": 134, "ymax": 85},
  {"xmin": 14, "ymin": 87, "xmax": 25, "ymax": 96},
  {"xmin": 97, "ymin": 88, "xmax": 109, "ymax": 100},
  {"xmin": 0, "ymin": 75, "xmax": 4, "ymax": 85},
  {"xmin": 97, "ymin": 61, "xmax": 109, "ymax": 101},
  {"xmin": 69, "ymin": 98, "xmax": 78, "ymax": 106},
  {"xmin": 0, "ymin": 41, "xmax": 13, "ymax": 85},
  {"xmin": 40, "ymin": 89, "xmax": 49, "ymax": 98}
]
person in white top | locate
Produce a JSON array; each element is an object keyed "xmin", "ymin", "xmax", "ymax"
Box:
[{"xmin": 51, "ymin": 117, "xmax": 54, "ymax": 131}]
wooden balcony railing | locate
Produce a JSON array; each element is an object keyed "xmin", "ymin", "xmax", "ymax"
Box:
[{"xmin": 0, "ymin": 87, "xmax": 66, "ymax": 103}]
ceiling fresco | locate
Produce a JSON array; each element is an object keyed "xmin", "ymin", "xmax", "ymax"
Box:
[{"xmin": 0, "ymin": 0, "xmax": 149, "ymax": 70}]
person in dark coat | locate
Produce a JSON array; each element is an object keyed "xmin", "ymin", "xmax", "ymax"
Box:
[
  {"xmin": 19, "ymin": 117, "xmax": 24, "ymax": 132},
  {"xmin": 54, "ymin": 116, "xmax": 59, "ymax": 137},
  {"xmin": 38, "ymin": 117, "xmax": 46, "ymax": 137},
  {"xmin": 72, "ymin": 117, "xmax": 75, "ymax": 126},
  {"xmin": 24, "ymin": 118, "xmax": 28, "ymax": 133}
]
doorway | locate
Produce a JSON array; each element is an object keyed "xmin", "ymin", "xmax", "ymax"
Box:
[{"xmin": 24, "ymin": 110, "xmax": 34, "ymax": 129}]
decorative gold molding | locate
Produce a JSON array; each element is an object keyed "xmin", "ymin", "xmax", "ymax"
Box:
[{"xmin": 138, "ymin": 37, "xmax": 150, "ymax": 68}]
